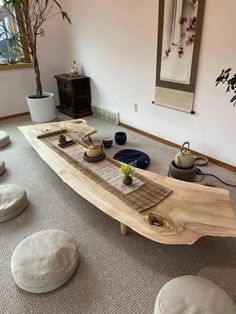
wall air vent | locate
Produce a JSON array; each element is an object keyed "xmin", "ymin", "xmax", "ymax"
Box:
[{"xmin": 91, "ymin": 105, "xmax": 120, "ymax": 124}]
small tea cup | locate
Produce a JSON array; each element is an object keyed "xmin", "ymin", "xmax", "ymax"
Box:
[{"xmin": 103, "ymin": 138, "xmax": 113, "ymax": 148}]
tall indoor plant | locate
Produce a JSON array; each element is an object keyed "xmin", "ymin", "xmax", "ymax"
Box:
[{"xmin": 0, "ymin": 0, "xmax": 71, "ymax": 123}]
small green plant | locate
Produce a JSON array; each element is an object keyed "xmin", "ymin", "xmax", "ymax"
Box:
[
  {"xmin": 216, "ymin": 68, "xmax": 236, "ymax": 106},
  {"xmin": 119, "ymin": 164, "xmax": 134, "ymax": 177}
]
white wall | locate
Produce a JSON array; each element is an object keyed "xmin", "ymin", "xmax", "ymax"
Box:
[
  {"xmin": 0, "ymin": 14, "xmax": 68, "ymax": 117},
  {"xmin": 62, "ymin": 0, "xmax": 236, "ymax": 166}
]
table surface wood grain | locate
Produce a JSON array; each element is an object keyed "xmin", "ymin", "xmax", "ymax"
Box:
[{"xmin": 19, "ymin": 120, "xmax": 236, "ymax": 245}]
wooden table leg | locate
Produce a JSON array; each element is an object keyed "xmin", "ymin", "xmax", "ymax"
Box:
[{"xmin": 120, "ymin": 223, "xmax": 128, "ymax": 236}]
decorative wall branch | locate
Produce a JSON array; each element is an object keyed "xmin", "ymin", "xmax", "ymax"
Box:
[
  {"xmin": 164, "ymin": 0, "xmax": 198, "ymax": 59},
  {"xmin": 216, "ymin": 68, "xmax": 236, "ymax": 106}
]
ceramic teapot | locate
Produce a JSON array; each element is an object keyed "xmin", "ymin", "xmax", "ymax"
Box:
[
  {"xmin": 174, "ymin": 141, "xmax": 195, "ymax": 169},
  {"xmin": 86, "ymin": 144, "xmax": 103, "ymax": 158}
]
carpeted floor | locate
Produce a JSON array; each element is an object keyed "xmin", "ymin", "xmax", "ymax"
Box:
[{"xmin": 0, "ymin": 114, "xmax": 236, "ymax": 314}]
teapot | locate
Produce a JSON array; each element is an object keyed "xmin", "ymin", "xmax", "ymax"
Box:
[
  {"xmin": 86, "ymin": 144, "xmax": 103, "ymax": 158},
  {"xmin": 174, "ymin": 141, "xmax": 195, "ymax": 169}
]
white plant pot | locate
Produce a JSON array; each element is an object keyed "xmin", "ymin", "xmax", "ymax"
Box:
[{"xmin": 26, "ymin": 92, "xmax": 57, "ymax": 124}]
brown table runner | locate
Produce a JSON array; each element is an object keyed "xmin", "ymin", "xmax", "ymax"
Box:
[{"xmin": 42, "ymin": 135, "xmax": 172, "ymax": 212}]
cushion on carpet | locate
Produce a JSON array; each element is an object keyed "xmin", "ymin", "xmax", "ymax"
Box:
[
  {"xmin": 0, "ymin": 160, "xmax": 6, "ymax": 176},
  {"xmin": 0, "ymin": 130, "xmax": 10, "ymax": 149},
  {"xmin": 11, "ymin": 230, "xmax": 79, "ymax": 293},
  {"xmin": 0, "ymin": 184, "xmax": 28, "ymax": 223},
  {"xmin": 113, "ymin": 149, "xmax": 150, "ymax": 169},
  {"xmin": 154, "ymin": 275, "xmax": 236, "ymax": 314}
]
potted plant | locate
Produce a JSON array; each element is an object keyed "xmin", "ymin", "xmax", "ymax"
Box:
[
  {"xmin": 119, "ymin": 164, "xmax": 134, "ymax": 186},
  {"xmin": 0, "ymin": 0, "xmax": 71, "ymax": 123},
  {"xmin": 216, "ymin": 68, "xmax": 236, "ymax": 106}
]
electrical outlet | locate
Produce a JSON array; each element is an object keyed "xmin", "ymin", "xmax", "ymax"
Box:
[
  {"xmin": 134, "ymin": 103, "xmax": 139, "ymax": 112},
  {"xmin": 39, "ymin": 28, "xmax": 45, "ymax": 37}
]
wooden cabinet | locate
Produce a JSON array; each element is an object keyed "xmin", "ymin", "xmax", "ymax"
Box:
[{"xmin": 55, "ymin": 75, "xmax": 93, "ymax": 118}]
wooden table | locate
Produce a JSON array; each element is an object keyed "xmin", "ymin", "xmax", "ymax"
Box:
[{"xmin": 19, "ymin": 120, "xmax": 236, "ymax": 245}]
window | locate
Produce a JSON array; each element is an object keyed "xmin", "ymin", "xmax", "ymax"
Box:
[{"xmin": 0, "ymin": 0, "xmax": 31, "ymax": 69}]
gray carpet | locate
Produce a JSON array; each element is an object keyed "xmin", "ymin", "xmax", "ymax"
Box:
[{"xmin": 0, "ymin": 114, "xmax": 236, "ymax": 314}]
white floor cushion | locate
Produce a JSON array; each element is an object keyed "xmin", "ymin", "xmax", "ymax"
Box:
[
  {"xmin": 0, "ymin": 160, "xmax": 6, "ymax": 176},
  {"xmin": 0, "ymin": 184, "xmax": 28, "ymax": 223},
  {"xmin": 11, "ymin": 230, "xmax": 79, "ymax": 293},
  {"xmin": 0, "ymin": 130, "xmax": 10, "ymax": 149},
  {"xmin": 154, "ymin": 276, "xmax": 236, "ymax": 314}
]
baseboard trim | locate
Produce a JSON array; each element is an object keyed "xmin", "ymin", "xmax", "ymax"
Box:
[
  {"xmin": 119, "ymin": 122, "xmax": 236, "ymax": 173},
  {"xmin": 0, "ymin": 111, "xmax": 30, "ymax": 121}
]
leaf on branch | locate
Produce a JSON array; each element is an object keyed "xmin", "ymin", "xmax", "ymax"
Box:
[
  {"xmin": 215, "ymin": 76, "xmax": 223, "ymax": 83},
  {"xmin": 230, "ymin": 95, "xmax": 236, "ymax": 103},
  {"xmin": 225, "ymin": 68, "xmax": 232, "ymax": 73},
  {"xmin": 229, "ymin": 77, "xmax": 236, "ymax": 86}
]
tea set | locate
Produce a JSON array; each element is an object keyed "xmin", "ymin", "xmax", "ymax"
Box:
[
  {"xmin": 58, "ymin": 131, "xmax": 128, "ymax": 163},
  {"xmin": 58, "ymin": 132, "xmax": 207, "ymax": 181}
]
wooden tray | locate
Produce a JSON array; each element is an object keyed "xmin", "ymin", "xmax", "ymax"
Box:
[{"xmin": 83, "ymin": 152, "xmax": 106, "ymax": 162}]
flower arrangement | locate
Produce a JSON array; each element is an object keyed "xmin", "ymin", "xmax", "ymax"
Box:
[
  {"xmin": 119, "ymin": 164, "xmax": 134, "ymax": 177},
  {"xmin": 215, "ymin": 68, "xmax": 236, "ymax": 106},
  {"xmin": 119, "ymin": 164, "xmax": 135, "ymax": 186}
]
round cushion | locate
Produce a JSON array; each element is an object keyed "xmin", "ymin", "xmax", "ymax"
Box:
[
  {"xmin": 0, "ymin": 160, "xmax": 6, "ymax": 176},
  {"xmin": 11, "ymin": 230, "xmax": 79, "ymax": 293},
  {"xmin": 113, "ymin": 149, "xmax": 150, "ymax": 169},
  {"xmin": 154, "ymin": 276, "xmax": 236, "ymax": 314},
  {"xmin": 0, "ymin": 130, "xmax": 10, "ymax": 149},
  {"xmin": 0, "ymin": 184, "xmax": 28, "ymax": 223}
]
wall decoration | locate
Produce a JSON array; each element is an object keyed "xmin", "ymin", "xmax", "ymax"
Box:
[{"xmin": 155, "ymin": 0, "xmax": 205, "ymax": 113}]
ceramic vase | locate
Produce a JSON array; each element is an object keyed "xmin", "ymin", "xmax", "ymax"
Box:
[{"xmin": 123, "ymin": 175, "xmax": 133, "ymax": 185}]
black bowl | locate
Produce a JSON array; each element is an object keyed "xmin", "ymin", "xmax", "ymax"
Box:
[{"xmin": 115, "ymin": 132, "xmax": 127, "ymax": 145}]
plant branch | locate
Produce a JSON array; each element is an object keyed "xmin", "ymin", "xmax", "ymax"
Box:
[
  {"xmin": 1, "ymin": 0, "xmax": 71, "ymax": 97},
  {"xmin": 216, "ymin": 68, "xmax": 236, "ymax": 106}
]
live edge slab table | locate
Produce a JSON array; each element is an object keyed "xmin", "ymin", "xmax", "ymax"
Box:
[{"xmin": 19, "ymin": 120, "xmax": 236, "ymax": 245}]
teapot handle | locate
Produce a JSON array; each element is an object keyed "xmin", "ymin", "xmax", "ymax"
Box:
[
  {"xmin": 96, "ymin": 143, "xmax": 103, "ymax": 150},
  {"xmin": 181, "ymin": 141, "xmax": 190, "ymax": 155}
]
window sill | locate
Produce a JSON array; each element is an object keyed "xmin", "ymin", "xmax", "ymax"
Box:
[{"xmin": 0, "ymin": 62, "xmax": 32, "ymax": 72}]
